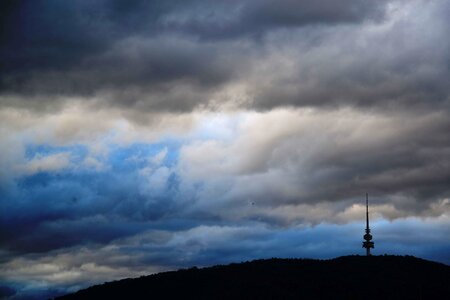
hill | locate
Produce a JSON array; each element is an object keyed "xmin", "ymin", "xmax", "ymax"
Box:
[{"xmin": 55, "ymin": 255, "xmax": 450, "ymax": 300}]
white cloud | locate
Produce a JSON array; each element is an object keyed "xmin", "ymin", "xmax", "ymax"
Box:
[
  {"xmin": 148, "ymin": 147, "xmax": 168, "ymax": 165},
  {"xmin": 17, "ymin": 152, "xmax": 72, "ymax": 175}
]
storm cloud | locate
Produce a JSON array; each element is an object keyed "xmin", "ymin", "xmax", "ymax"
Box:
[
  {"xmin": 1, "ymin": 0, "xmax": 449, "ymax": 298},
  {"xmin": 3, "ymin": 0, "xmax": 449, "ymax": 112}
]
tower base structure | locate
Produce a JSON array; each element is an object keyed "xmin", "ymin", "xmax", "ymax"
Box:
[{"xmin": 362, "ymin": 193, "xmax": 374, "ymax": 256}]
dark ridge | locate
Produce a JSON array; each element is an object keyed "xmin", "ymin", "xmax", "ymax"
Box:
[{"xmin": 55, "ymin": 255, "xmax": 450, "ymax": 300}]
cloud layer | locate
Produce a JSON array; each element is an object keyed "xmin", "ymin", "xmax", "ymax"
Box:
[
  {"xmin": 1, "ymin": 0, "xmax": 450, "ymax": 298},
  {"xmin": 2, "ymin": 0, "xmax": 449, "ymax": 112}
]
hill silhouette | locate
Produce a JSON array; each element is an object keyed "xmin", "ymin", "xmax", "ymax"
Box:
[{"xmin": 55, "ymin": 255, "xmax": 450, "ymax": 300}]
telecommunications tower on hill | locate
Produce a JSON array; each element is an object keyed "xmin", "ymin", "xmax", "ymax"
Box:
[{"xmin": 362, "ymin": 193, "xmax": 374, "ymax": 256}]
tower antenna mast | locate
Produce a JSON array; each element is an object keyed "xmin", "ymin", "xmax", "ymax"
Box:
[{"xmin": 362, "ymin": 193, "xmax": 374, "ymax": 256}]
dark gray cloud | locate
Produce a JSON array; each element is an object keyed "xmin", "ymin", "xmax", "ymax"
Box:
[
  {"xmin": 250, "ymin": 34, "xmax": 450, "ymax": 111},
  {"xmin": 0, "ymin": 0, "xmax": 175, "ymax": 72},
  {"xmin": 0, "ymin": 0, "xmax": 409, "ymax": 112},
  {"xmin": 163, "ymin": 0, "xmax": 390, "ymax": 39},
  {"xmin": 168, "ymin": 108, "xmax": 450, "ymax": 229}
]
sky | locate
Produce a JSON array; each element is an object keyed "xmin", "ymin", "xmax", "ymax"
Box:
[{"xmin": 1, "ymin": 0, "xmax": 450, "ymax": 298}]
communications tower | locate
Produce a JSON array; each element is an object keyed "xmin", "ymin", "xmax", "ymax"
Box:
[{"xmin": 362, "ymin": 193, "xmax": 374, "ymax": 256}]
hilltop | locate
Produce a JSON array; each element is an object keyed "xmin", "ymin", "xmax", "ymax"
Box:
[{"xmin": 56, "ymin": 255, "xmax": 450, "ymax": 300}]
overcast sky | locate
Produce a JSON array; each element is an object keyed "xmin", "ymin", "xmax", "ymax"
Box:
[{"xmin": 1, "ymin": 0, "xmax": 450, "ymax": 299}]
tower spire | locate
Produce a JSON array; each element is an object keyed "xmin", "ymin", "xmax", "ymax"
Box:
[
  {"xmin": 362, "ymin": 193, "xmax": 374, "ymax": 256},
  {"xmin": 366, "ymin": 193, "xmax": 369, "ymax": 231}
]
